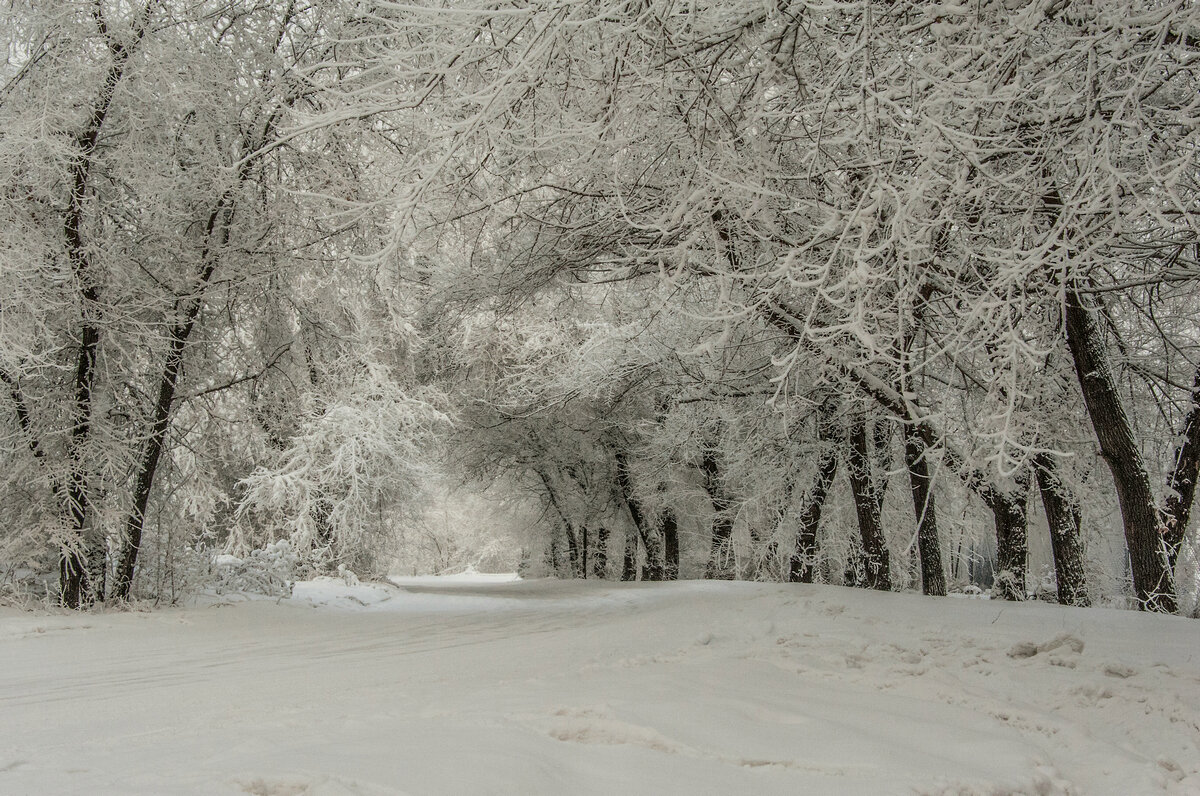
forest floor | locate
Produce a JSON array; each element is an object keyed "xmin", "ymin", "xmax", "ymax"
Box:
[{"xmin": 2, "ymin": 575, "xmax": 1199, "ymax": 795}]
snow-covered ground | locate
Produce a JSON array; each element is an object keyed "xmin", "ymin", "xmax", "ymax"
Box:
[{"xmin": 2, "ymin": 577, "xmax": 1198, "ymax": 795}]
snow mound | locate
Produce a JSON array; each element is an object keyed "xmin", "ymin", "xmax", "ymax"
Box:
[
  {"xmin": 289, "ymin": 577, "xmax": 396, "ymax": 609},
  {"xmin": 389, "ymin": 566, "xmax": 520, "ymax": 586}
]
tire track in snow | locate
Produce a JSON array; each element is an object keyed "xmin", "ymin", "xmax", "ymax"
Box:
[{"xmin": 0, "ymin": 586, "xmax": 629, "ymax": 710}]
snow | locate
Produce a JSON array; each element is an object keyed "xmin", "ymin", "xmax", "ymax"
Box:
[{"xmin": 2, "ymin": 577, "xmax": 1198, "ymax": 795}]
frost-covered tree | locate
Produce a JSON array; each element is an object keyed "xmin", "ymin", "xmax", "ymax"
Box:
[
  {"xmin": 0, "ymin": 0, "xmax": 452, "ymax": 604},
  {"xmin": 413, "ymin": 0, "xmax": 1199, "ymax": 610}
]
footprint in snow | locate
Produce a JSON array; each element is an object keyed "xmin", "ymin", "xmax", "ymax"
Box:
[
  {"xmin": 544, "ymin": 707, "xmax": 685, "ymax": 754},
  {"xmin": 540, "ymin": 707, "xmax": 829, "ymax": 774},
  {"xmin": 1006, "ymin": 633, "xmax": 1085, "ymax": 660},
  {"xmin": 238, "ymin": 774, "xmax": 402, "ymax": 796}
]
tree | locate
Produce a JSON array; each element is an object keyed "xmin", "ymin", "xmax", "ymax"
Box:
[{"xmin": 0, "ymin": 0, "xmax": 455, "ymax": 603}]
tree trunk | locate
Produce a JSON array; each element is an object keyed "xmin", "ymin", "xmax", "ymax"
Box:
[
  {"xmin": 1164, "ymin": 365, "xmax": 1200, "ymax": 573},
  {"xmin": 1064, "ymin": 284, "xmax": 1176, "ymax": 612},
  {"xmin": 788, "ymin": 447, "xmax": 839, "ymax": 583},
  {"xmin": 661, "ymin": 510, "xmax": 679, "ymax": 580},
  {"xmin": 112, "ymin": 249, "xmax": 222, "ymax": 599},
  {"xmin": 59, "ymin": 6, "xmax": 154, "ymax": 607},
  {"xmin": 564, "ymin": 523, "xmax": 580, "ymax": 577},
  {"xmin": 700, "ymin": 448, "xmax": 735, "ymax": 580},
  {"xmin": 593, "ymin": 526, "xmax": 609, "ymax": 579},
  {"xmin": 614, "ymin": 448, "xmax": 663, "ymax": 580},
  {"xmin": 903, "ymin": 425, "xmax": 946, "ymax": 597},
  {"xmin": 639, "ymin": 525, "xmax": 665, "ymax": 581},
  {"xmin": 1033, "ymin": 452, "xmax": 1089, "ymax": 607},
  {"xmin": 990, "ymin": 469, "xmax": 1030, "ymax": 601},
  {"xmin": 536, "ymin": 467, "xmax": 580, "ymax": 578},
  {"xmin": 622, "ymin": 527, "xmax": 638, "ymax": 581},
  {"xmin": 846, "ymin": 419, "xmax": 891, "ymax": 591},
  {"xmin": 581, "ymin": 527, "xmax": 589, "ymax": 579},
  {"xmin": 0, "ymin": 370, "xmax": 51, "ymax": 468},
  {"xmin": 764, "ymin": 299, "xmax": 1020, "ymax": 598},
  {"xmin": 547, "ymin": 534, "xmax": 563, "ymax": 577}
]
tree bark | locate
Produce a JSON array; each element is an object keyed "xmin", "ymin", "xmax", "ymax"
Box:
[
  {"xmin": 1033, "ymin": 452, "xmax": 1090, "ymax": 606},
  {"xmin": 547, "ymin": 534, "xmax": 562, "ymax": 577},
  {"xmin": 58, "ymin": 3, "xmax": 155, "ymax": 607},
  {"xmin": 536, "ymin": 467, "xmax": 580, "ymax": 578},
  {"xmin": 788, "ymin": 447, "xmax": 839, "ymax": 583},
  {"xmin": 564, "ymin": 523, "xmax": 580, "ymax": 577},
  {"xmin": 990, "ymin": 469, "xmax": 1030, "ymax": 602},
  {"xmin": 581, "ymin": 527, "xmax": 589, "ymax": 579},
  {"xmin": 846, "ymin": 419, "xmax": 892, "ymax": 591},
  {"xmin": 700, "ymin": 448, "xmax": 735, "ymax": 580},
  {"xmin": 903, "ymin": 425, "xmax": 946, "ymax": 596},
  {"xmin": 112, "ymin": 206, "xmax": 228, "ymax": 599},
  {"xmin": 638, "ymin": 525, "xmax": 665, "ymax": 581},
  {"xmin": 1164, "ymin": 365, "xmax": 1200, "ymax": 573},
  {"xmin": 1064, "ymin": 284, "xmax": 1176, "ymax": 612},
  {"xmin": 0, "ymin": 369, "xmax": 50, "ymax": 467},
  {"xmin": 661, "ymin": 510, "xmax": 679, "ymax": 580},
  {"xmin": 593, "ymin": 526, "xmax": 609, "ymax": 579},
  {"xmin": 614, "ymin": 448, "xmax": 663, "ymax": 580},
  {"xmin": 622, "ymin": 526, "xmax": 638, "ymax": 581}
]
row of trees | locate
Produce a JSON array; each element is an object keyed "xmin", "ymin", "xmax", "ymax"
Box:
[
  {"xmin": 435, "ymin": 0, "xmax": 1200, "ymax": 613},
  {"xmin": 1, "ymin": 0, "xmax": 1197, "ymax": 613}
]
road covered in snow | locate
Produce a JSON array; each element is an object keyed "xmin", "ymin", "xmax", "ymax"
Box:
[{"xmin": 2, "ymin": 576, "xmax": 1198, "ymax": 795}]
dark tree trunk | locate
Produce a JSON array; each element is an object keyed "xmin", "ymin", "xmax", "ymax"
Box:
[
  {"xmin": 615, "ymin": 448, "xmax": 663, "ymax": 580},
  {"xmin": 990, "ymin": 469, "xmax": 1030, "ymax": 602},
  {"xmin": 752, "ymin": 476, "xmax": 795, "ymax": 581},
  {"xmin": 96, "ymin": 2, "xmax": 306, "ymax": 601},
  {"xmin": 1164, "ymin": 365, "xmax": 1200, "ymax": 573},
  {"xmin": 903, "ymin": 425, "xmax": 946, "ymax": 597},
  {"xmin": 537, "ymin": 467, "xmax": 580, "ymax": 578},
  {"xmin": 5, "ymin": 369, "xmax": 79, "ymax": 591},
  {"xmin": 0, "ymin": 370, "xmax": 50, "ymax": 467},
  {"xmin": 622, "ymin": 527, "xmax": 638, "ymax": 581},
  {"xmin": 788, "ymin": 447, "xmax": 839, "ymax": 583},
  {"xmin": 1064, "ymin": 284, "xmax": 1176, "ymax": 612},
  {"xmin": 314, "ymin": 497, "xmax": 335, "ymax": 549},
  {"xmin": 661, "ymin": 510, "xmax": 679, "ymax": 580},
  {"xmin": 547, "ymin": 535, "xmax": 563, "ymax": 576},
  {"xmin": 700, "ymin": 448, "xmax": 735, "ymax": 580},
  {"xmin": 564, "ymin": 523, "xmax": 580, "ymax": 577},
  {"xmin": 60, "ymin": 7, "xmax": 153, "ymax": 607},
  {"xmin": 1033, "ymin": 452, "xmax": 1089, "ymax": 606},
  {"xmin": 846, "ymin": 419, "xmax": 891, "ymax": 591},
  {"xmin": 581, "ymin": 527, "xmax": 589, "ymax": 579},
  {"xmin": 113, "ymin": 273, "xmax": 217, "ymax": 597},
  {"xmin": 592, "ymin": 526, "xmax": 609, "ymax": 579},
  {"xmin": 614, "ymin": 449, "xmax": 643, "ymax": 527},
  {"xmin": 639, "ymin": 525, "xmax": 665, "ymax": 581}
]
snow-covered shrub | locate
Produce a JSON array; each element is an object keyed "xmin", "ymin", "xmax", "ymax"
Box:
[
  {"xmin": 1030, "ymin": 567, "xmax": 1060, "ymax": 603},
  {"xmin": 210, "ymin": 541, "xmax": 299, "ymax": 597},
  {"xmin": 237, "ymin": 374, "xmax": 451, "ymax": 577}
]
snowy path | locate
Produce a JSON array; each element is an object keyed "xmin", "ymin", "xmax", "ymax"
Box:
[{"xmin": 2, "ymin": 578, "xmax": 1199, "ymax": 795}]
